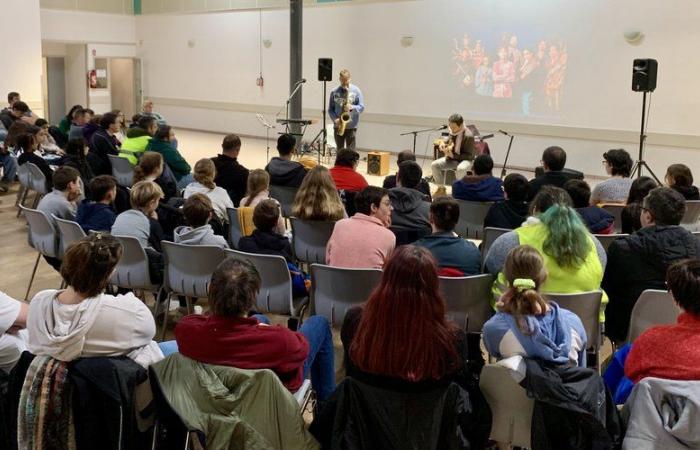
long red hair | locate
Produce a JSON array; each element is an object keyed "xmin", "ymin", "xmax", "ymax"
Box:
[{"xmin": 349, "ymin": 245, "xmax": 459, "ymax": 381}]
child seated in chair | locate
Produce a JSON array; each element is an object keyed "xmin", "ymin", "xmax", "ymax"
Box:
[
  {"xmin": 173, "ymin": 193, "xmax": 229, "ymax": 249},
  {"xmin": 76, "ymin": 175, "xmax": 118, "ymax": 233}
]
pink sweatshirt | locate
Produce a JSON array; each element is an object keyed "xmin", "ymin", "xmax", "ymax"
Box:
[{"xmin": 326, "ymin": 213, "xmax": 396, "ymax": 269}]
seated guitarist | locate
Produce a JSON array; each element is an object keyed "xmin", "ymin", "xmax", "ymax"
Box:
[{"xmin": 430, "ymin": 113, "xmax": 476, "ymax": 185}]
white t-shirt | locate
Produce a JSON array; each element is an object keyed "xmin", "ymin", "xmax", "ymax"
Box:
[
  {"xmin": 184, "ymin": 182, "xmax": 234, "ymax": 223},
  {"xmin": 0, "ymin": 292, "xmax": 27, "ymax": 373}
]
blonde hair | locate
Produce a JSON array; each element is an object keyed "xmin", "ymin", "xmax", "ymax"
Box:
[
  {"xmin": 193, "ymin": 158, "xmax": 216, "ymax": 189},
  {"xmin": 130, "ymin": 180, "xmax": 164, "ymax": 210},
  {"xmin": 244, "ymin": 169, "xmax": 270, "ymax": 207},
  {"xmin": 291, "ymin": 166, "xmax": 345, "ymax": 221},
  {"xmin": 133, "ymin": 152, "xmax": 163, "ymax": 183},
  {"xmin": 499, "ymin": 245, "xmax": 549, "ymax": 335}
]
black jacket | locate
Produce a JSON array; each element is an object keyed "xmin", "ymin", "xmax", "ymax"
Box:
[
  {"xmin": 88, "ymin": 128, "xmax": 120, "ymax": 176},
  {"xmin": 603, "ymin": 225, "xmax": 700, "ymax": 341},
  {"xmin": 483, "ymin": 200, "xmax": 530, "ymax": 230},
  {"xmin": 238, "ymin": 229, "xmax": 293, "ymax": 263},
  {"xmin": 62, "ymin": 154, "xmax": 95, "ymax": 198},
  {"xmin": 382, "ymin": 175, "xmax": 432, "ymax": 201},
  {"xmin": 576, "ymin": 206, "xmax": 615, "ymax": 234},
  {"xmin": 212, "ymin": 154, "xmax": 249, "ymax": 207},
  {"xmin": 265, "ymin": 157, "xmax": 306, "ymax": 188},
  {"xmin": 673, "ymin": 185, "xmax": 700, "ymax": 201},
  {"xmin": 388, "ymin": 187, "xmax": 430, "ymax": 232},
  {"xmin": 528, "ymin": 171, "xmax": 578, "ymax": 201}
]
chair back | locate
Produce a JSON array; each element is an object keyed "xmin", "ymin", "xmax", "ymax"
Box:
[
  {"xmin": 53, "ymin": 216, "xmax": 86, "ymax": 259},
  {"xmin": 439, "ymin": 274, "xmax": 494, "ymax": 332},
  {"xmin": 479, "ymin": 364, "xmax": 533, "ymax": 448},
  {"xmin": 268, "ymin": 185, "xmax": 297, "ymax": 218},
  {"xmin": 27, "ymin": 163, "xmax": 48, "ymax": 195},
  {"xmin": 290, "ymin": 218, "xmax": 336, "ymax": 265},
  {"xmin": 601, "ymin": 204, "xmax": 624, "ymax": 233},
  {"xmin": 626, "ymin": 289, "xmax": 681, "ymax": 343},
  {"xmin": 226, "ymin": 207, "xmax": 242, "ymax": 249},
  {"xmin": 339, "ymin": 189, "xmax": 357, "ymax": 217},
  {"xmin": 594, "ymin": 233, "xmax": 628, "ymax": 253},
  {"xmin": 481, "ymin": 227, "xmax": 510, "ymax": 268},
  {"xmin": 310, "ymin": 264, "xmax": 383, "ymax": 326},
  {"xmin": 162, "ymin": 241, "xmax": 226, "ymax": 298},
  {"xmin": 21, "ymin": 206, "xmax": 59, "ymax": 258},
  {"xmin": 545, "ymin": 291, "xmax": 602, "ymax": 351},
  {"xmin": 681, "ymin": 200, "xmax": 700, "ymax": 232},
  {"xmin": 17, "ymin": 163, "xmax": 31, "ymax": 189},
  {"xmin": 108, "ymin": 154, "xmax": 134, "ymax": 187},
  {"xmin": 110, "ymin": 235, "xmax": 158, "ymax": 290},
  {"xmin": 455, "ymin": 200, "xmax": 493, "ymax": 239},
  {"xmin": 389, "ymin": 225, "xmax": 430, "ymax": 246},
  {"xmin": 225, "ymin": 249, "xmax": 294, "ymax": 315}
]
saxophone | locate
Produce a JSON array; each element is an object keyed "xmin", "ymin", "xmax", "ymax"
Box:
[{"xmin": 337, "ymin": 89, "xmax": 351, "ymax": 136}]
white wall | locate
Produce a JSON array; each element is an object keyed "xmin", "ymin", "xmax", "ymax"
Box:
[
  {"xmin": 64, "ymin": 44, "xmax": 88, "ymax": 109},
  {"xmin": 40, "ymin": 8, "xmax": 136, "ymax": 44},
  {"xmin": 1, "ymin": 0, "xmax": 44, "ymax": 117}
]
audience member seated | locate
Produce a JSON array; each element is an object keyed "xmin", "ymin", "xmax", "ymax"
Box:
[
  {"xmin": 16, "ymin": 131, "xmax": 53, "ymax": 192},
  {"xmin": 326, "ymin": 186, "xmax": 395, "ymax": 269},
  {"xmin": 625, "ymin": 259, "xmax": 700, "ymax": 383},
  {"xmin": 68, "ymin": 108, "xmax": 90, "ymax": 142},
  {"xmin": 0, "ymin": 291, "xmax": 28, "ymax": 374},
  {"xmin": 34, "ymin": 119, "xmax": 62, "ymax": 154},
  {"xmin": 26, "ymin": 234, "xmax": 163, "ymax": 368},
  {"xmin": 119, "ymin": 116, "xmax": 156, "ymax": 165},
  {"xmin": 483, "ymin": 245, "xmax": 588, "ymax": 366},
  {"xmin": 265, "ymin": 133, "xmax": 306, "ymax": 188},
  {"xmin": 111, "ymin": 181, "xmax": 166, "ymax": 283},
  {"xmin": 57, "ymin": 104, "xmax": 82, "ymax": 138},
  {"xmin": 133, "ymin": 151, "xmax": 176, "ymax": 201},
  {"xmin": 603, "ymin": 187, "xmax": 700, "ymax": 342},
  {"xmin": 452, "ymin": 154, "xmax": 504, "ymax": 202},
  {"xmin": 82, "ymin": 113, "xmax": 101, "ymax": 142},
  {"xmin": 527, "ymin": 146, "xmax": 572, "ymax": 201},
  {"xmin": 174, "ymin": 258, "xmax": 335, "ymax": 400},
  {"xmin": 382, "ymin": 149, "xmax": 431, "ymax": 199},
  {"xmin": 414, "ymin": 197, "xmax": 480, "ymax": 276},
  {"xmin": 87, "ymin": 112, "xmax": 121, "ymax": 176},
  {"xmin": 111, "ymin": 109, "xmax": 127, "ymax": 143},
  {"xmin": 141, "ymin": 99, "xmax": 167, "ymax": 126},
  {"xmin": 184, "ymin": 158, "xmax": 233, "ymax": 224},
  {"xmin": 75, "ymin": 175, "xmax": 117, "ymax": 233},
  {"xmin": 291, "ymin": 165, "xmax": 346, "ymax": 221},
  {"xmin": 590, "ymin": 149, "xmax": 633, "ymax": 205},
  {"xmin": 483, "ymin": 173, "xmax": 530, "ymax": 230},
  {"xmin": 621, "ymin": 176, "xmax": 657, "ymax": 234},
  {"xmin": 564, "ymin": 179, "xmax": 615, "ymax": 234},
  {"xmin": 174, "ymin": 194, "xmax": 229, "ymax": 249},
  {"xmin": 388, "ymin": 160, "xmax": 430, "ymax": 233},
  {"xmin": 329, "ymin": 148, "xmax": 368, "ymax": 193},
  {"xmin": 146, "ymin": 125, "xmax": 193, "ymax": 190},
  {"xmin": 36, "ymin": 166, "xmax": 81, "ymax": 238},
  {"xmin": 484, "ymin": 186, "xmax": 607, "ymax": 316},
  {"xmin": 0, "ymin": 101, "xmax": 31, "ymax": 135},
  {"xmin": 240, "ymin": 169, "xmax": 286, "ymax": 235},
  {"xmin": 212, "ymin": 133, "xmax": 249, "ymax": 206},
  {"xmin": 666, "ymin": 163, "xmax": 700, "ymax": 201},
  {"xmin": 63, "ymin": 139, "xmax": 95, "ymax": 195}
]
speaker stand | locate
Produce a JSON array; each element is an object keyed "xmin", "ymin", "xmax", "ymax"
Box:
[
  {"xmin": 307, "ymin": 80, "xmax": 329, "ymax": 165},
  {"xmin": 630, "ymin": 91, "xmax": 660, "ymax": 183}
]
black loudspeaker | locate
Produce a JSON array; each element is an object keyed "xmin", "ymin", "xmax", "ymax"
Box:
[
  {"xmin": 632, "ymin": 59, "xmax": 657, "ymax": 92},
  {"xmin": 318, "ymin": 58, "xmax": 333, "ymax": 82}
]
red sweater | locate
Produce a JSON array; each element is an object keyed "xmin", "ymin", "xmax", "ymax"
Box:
[
  {"xmin": 625, "ymin": 312, "xmax": 700, "ymax": 383},
  {"xmin": 175, "ymin": 315, "xmax": 309, "ymax": 391},
  {"xmin": 330, "ymin": 166, "xmax": 369, "ymax": 192}
]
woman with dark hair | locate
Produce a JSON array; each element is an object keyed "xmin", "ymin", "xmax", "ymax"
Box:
[
  {"xmin": 329, "ymin": 148, "xmax": 368, "ymax": 192},
  {"xmin": 590, "ymin": 149, "xmax": 634, "ymax": 205},
  {"xmin": 146, "ymin": 125, "xmax": 192, "ymax": 189},
  {"xmin": 62, "ymin": 139, "xmax": 95, "ymax": 198},
  {"xmin": 87, "ymin": 112, "xmax": 121, "ymax": 176},
  {"xmin": 133, "ymin": 151, "xmax": 177, "ymax": 200},
  {"xmin": 621, "ymin": 176, "xmax": 658, "ymax": 234},
  {"xmin": 666, "ymin": 163, "xmax": 700, "ymax": 200},
  {"xmin": 58, "ymin": 104, "xmax": 83, "ymax": 137},
  {"xmin": 110, "ymin": 109, "xmax": 127, "ymax": 143},
  {"xmin": 16, "ymin": 132, "xmax": 53, "ymax": 191}
]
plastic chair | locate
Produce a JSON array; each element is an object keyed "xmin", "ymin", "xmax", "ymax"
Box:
[
  {"xmin": 53, "ymin": 216, "xmax": 86, "ymax": 259},
  {"xmin": 110, "ymin": 235, "xmax": 161, "ymax": 295},
  {"xmin": 389, "ymin": 225, "xmax": 430, "ymax": 246},
  {"xmin": 108, "ymin": 154, "xmax": 134, "ymax": 187},
  {"xmin": 454, "ymin": 200, "xmax": 493, "ymax": 239},
  {"xmin": 15, "ymin": 163, "xmax": 32, "ymax": 216},
  {"xmin": 26, "ymin": 163, "xmax": 48, "ymax": 208},
  {"xmin": 290, "ymin": 218, "xmax": 336, "ymax": 265},
  {"xmin": 481, "ymin": 227, "xmax": 510, "ymax": 269},
  {"xmin": 226, "ymin": 207, "xmax": 243, "ymax": 249},
  {"xmin": 160, "ymin": 242, "xmax": 226, "ymax": 340},
  {"xmin": 479, "ymin": 364, "xmax": 533, "ymax": 448},
  {"xmin": 626, "ymin": 289, "xmax": 681, "ymax": 343},
  {"xmin": 681, "ymin": 200, "xmax": 700, "ymax": 232},
  {"xmin": 268, "ymin": 185, "xmax": 297, "ymax": 218},
  {"xmin": 601, "ymin": 204, "xmax": 624, "ymax": 233},
  {"xmin": 20, "ymin": 205, "xmax": 60, "ymax": 301},
  {"xmin": 439, "ymin": 274, "xmax": 493, "ymax": 332},
  {"xmin": 594, "ymin": 233, "xmax": 628, "ymax": 253},
  {"xmin": 309, "ymin": 264, "xmax": 383, "ymax": 327}
]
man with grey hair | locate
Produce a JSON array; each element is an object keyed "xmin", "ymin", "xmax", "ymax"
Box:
[{"xmin": 430, "ymin": 113, "xmax": 475, "ymax": 185}]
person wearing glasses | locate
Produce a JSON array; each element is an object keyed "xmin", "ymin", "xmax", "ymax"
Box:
[{"xmin": 589, "ymin": 149, "xmax": 633, "ymax": 205}]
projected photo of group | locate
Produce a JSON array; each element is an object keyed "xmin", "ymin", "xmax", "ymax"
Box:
[{"xmin": 452, "ymin": 33, "xmax": 568, "ymax": 116}]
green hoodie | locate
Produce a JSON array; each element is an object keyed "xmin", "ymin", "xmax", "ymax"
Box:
[{"xmin": 146, "ymin": 138, "xmax": 191, "ymax": 180}]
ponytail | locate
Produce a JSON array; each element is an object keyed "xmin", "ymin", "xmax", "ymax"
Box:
[
  {"xmin": 499, "ymin": 245, "xmax": 549, "ymax": 335},
  {"xmin": 539, "ymin": 204, "xmax": 591, "ymax": 268}
]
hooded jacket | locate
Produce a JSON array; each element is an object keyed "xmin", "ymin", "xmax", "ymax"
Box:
[
  {"xmin": 76, "ymin": 200, "xmax": 116, "ymax": 233},
  {"xmin": 673, "ymin": 185, "xmax": 700, "ymax": 201},
  {"xmin": 484, "ymin": 200, "xmax": 530, "ymax": 230},
  {"xmin": 173, "ymin": 224, "xmax": 229, "ymax": 248},
  {"xmin": 388, "ymin": 187, "xmax": 430, "ymax": 231},
  {"xmin": 238, "ymin": 229, "xmax": 293, "ymax": 262},
  {"xmin": 603, "ymin": 225, "xmax": 700, "ymax": 342},
  {"xmin": 414, "ymin": 232, "xmax": 481, "ymax": 275},
  {"xmin": 576, "ymin": 206, "xmax": 615, "ymax": 234},
  {"xmin": 265, "ymin": 157, "xmax": 307, "ymax": 188},
  {"xmin": 452, "ymin": 174, "xmax": 504, "ymax": 202},
  {"xmin": 146, "ymin": 138, "xmax": 191, "ymax": 181}
]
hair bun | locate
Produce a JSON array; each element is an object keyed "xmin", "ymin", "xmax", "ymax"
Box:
[{"xmin": 512, "ymin": 278, "xmax": 536, "ymax": 292}]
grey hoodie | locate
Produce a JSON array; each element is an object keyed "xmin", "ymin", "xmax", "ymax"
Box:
[
  {"xmin": 388, "ymin": 187, "xmax": 430, "ymax": 231},
  {"xmin": 173, "ymin": 224, "xmax": 229, "ymax": 249}
]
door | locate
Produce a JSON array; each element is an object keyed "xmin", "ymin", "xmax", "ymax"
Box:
[
  {"xmin": 133, "ymin": 58, "xmax": 142, "ymax": 116},
  {"xmin": 109, "ymin": 58, "xmax": 135, "ymax": 118},
  {"xmin": 46, "ymin": 57, "xmax": 66, "ymax": 124}
]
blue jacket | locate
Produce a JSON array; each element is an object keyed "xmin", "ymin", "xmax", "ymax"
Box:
[
  {"xmin": 452, "ymin": 175, "xmax": 504, "ymax": 202},
  {"xmin": 576, "ymin": 206, "xmax": 614, "ymax": 234},
  {"xmin": 328, "ymin": 84, "xmax": 365, "ymax": 130},
  {"xmin": 76, "ymin": 200, "xmax": 116, "ymax": 233},
  {"xmin": 414, "ymin": 232, "xmax": 481, "ymax": 275}
]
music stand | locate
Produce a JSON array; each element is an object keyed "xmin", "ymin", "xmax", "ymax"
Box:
[
  {"xmin": 256, "ymin": 114, "xmax": 275, "ymax": 163},
  {"xmin": 401, "ymin": 126, "xmax": 443, "ymax": 154}
]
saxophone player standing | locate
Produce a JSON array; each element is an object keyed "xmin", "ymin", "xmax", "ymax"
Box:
[{"xmin": 329, "ymin": 69, "xmax": 365, "ymax": 151}]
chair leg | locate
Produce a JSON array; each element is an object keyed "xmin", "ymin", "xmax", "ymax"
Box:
[
  {"xmin": 14, "ymin": 185, "xmax": 25, "ymax": 207},
  {"xmin": 159, "ymin": 292, "xmax": 173, "ymax": 342},
  {"xmin": 185, "ymin": 296, "xmax": 193, "ymax": 315},
  {"xmin": 16, "ymin": 188, "xmax": 29, "ymax": 217},
  {"xmin": 25, "ymin": 253, "xmax": 41, "ymax": 301}
]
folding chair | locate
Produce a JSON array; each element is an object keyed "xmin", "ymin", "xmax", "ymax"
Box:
[
  {"xmin": 108, "ymin": 154, "xmax": 134, "ymax": 187},
  {"xmin": 601, "ymin": 204, "xmax": 624, "ymax": 233},
  {"xmin": 626, "ymin": 289, "xmax": 681, "ymax": 343},
  {"xmin": 290, "ymin": 218, "xmax": 336, "ymax": 265},
  {"xmin": 27, "ymin": 163, "xmax": 48, "ymax": 208},
  {"xmin": 481, "ymin": 227, "xmax": 510, "ymax": 270},
  {"xmin": 454, "ymin": 200, "xmax": 493, "ymax": 239},
  {"xmin": 268, "ymin": 185, "xmax": 297, "ymax": 218},
  {"xmin": 15, "ymin": 163, "xmax": 32, "ymax": 217},
  {"xmin": 20, "ymin": 206, "xmax": 60, "ymax": 301},
  {"xmin": 594, "ymin": 233, "xmax": 628, "ymax": 253},
  {"xmin": 681, "ymin": 200, "xmax": 700, "ymax": 232},
  {"xmin": 439, "ymin": 274, "xmax": 494, "ymax": 332},
  {"xmin": 110, "ymin": 235, "xmax": 163, "ymax": 310},
  {"xmin": 480, "ymin": 364, "xmax": 533, "ymax": 448},
  {"xmin": 226, "ymin": 207, "xmax": 243, "ymax": 249},
  {"xmin": 53, "ymin": 216, "xmax": 86, "ymax": 259}
]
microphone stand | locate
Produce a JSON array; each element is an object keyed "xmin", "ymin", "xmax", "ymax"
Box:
[
  {"xmin": 256, "ymin": 114, "xmax": 275, "ymax": 163},
  {"xmin": 498, "ymin": 130, "xmax": 516, "ymax": 179},
  {"xmin": 285, "ymin": 81, "xmax": 305, "ymax": 134},
  {"xmin": 401, "ymin": 126, "xmax": 445, "ymax": 154}
]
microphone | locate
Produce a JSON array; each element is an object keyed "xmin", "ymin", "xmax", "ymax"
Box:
[
  {"xmin": 295, "ymin": 78, "xmax": 307, "ymax": 85},
  {"xmin": 437, "ymin": 124, "xmax": 448, "ymax": 130},
  {"xmin": 478, "ymin": 133, "xmax": 494, "ymax": 140},
  {"xmin": 497, "ymin": 129, "xmax": 510, "ymax": 136}
]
